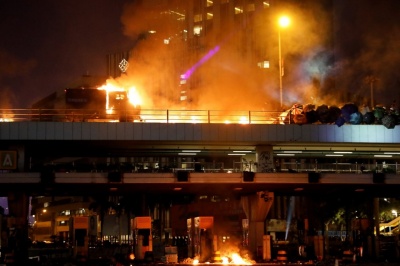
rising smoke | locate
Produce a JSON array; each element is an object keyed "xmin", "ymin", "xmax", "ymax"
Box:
[
  {"xmin": 117, "ymin": 1, "xmax": 400, "ymax": 112},
  {"xmin": 116, "ymin": 1, "xmax": 337, "ymax": 111}
]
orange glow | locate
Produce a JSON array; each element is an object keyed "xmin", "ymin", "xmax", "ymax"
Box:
[
  {"xmin": 98, "ymin": 81, "xmax": 142, "ymax": 111},
  {"xmin": 228, "ymin": 253, "xmax": 253, "ymax": 265},
  {"xmin": 279, "ymin": 16, "xmax": 290, "ymax": 28},
  {"xmin": 187, "ymin": 252, "xmax": 254, "ymax": 265},
  {"xmin": 127, "ymin": 86, "xmax": 142, "ymax": 107},
  {"xmin": 239, "ymin": 116, "xmax": 249, "ymax": 124}
]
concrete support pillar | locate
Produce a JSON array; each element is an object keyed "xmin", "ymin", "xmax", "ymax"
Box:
[
  {"xmin": 6, "ymin": 191, "xmax": 30, "ymax": 264},
  {"xmin": 249, "ymin": 221, "xmax": 264, "ymax": 257},
  {"xmin": 241, "ymin": 191, "xmax": 274, "ymax": 258}
]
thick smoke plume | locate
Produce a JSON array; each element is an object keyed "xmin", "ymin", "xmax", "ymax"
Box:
[{"xmin": 116, "ymin": 1, "xmax": 335, "ymax": 111}]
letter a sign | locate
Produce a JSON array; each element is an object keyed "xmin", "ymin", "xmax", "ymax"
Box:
[{"xmin": 0, "ymin": 151, "xmax": 17, "ymax": 170}]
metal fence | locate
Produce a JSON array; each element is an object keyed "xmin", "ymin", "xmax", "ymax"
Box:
[
  {"xmin": 0, "ymin": 108, "xmax": 284, "ymax": 124},
  {"xmin": 13, "ymin": 161, "xmax": 399, "ymax": 174}
]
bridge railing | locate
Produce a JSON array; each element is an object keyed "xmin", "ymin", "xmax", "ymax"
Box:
[
  {"xmin": 0, "ymin": 108, "xmax": 284, "ymax": 124},
  {"xmin": 280, "ymin": 162, "xmax": 399, "ymax": 174},
  {"xmin": 4, "ymin": 161, "xmax": 396, "ymax": 175}
]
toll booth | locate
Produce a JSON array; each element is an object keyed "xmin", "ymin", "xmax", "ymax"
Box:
[
  {"xmin": 69, "ymin": 216, "xmax": 98, "ymax": 258},
  {"xmin": 132, "ymin": 216, "xmax": 153, "ymax": 260},
  {"xmin": 187, "ymin": 216, "xmax": 214, "ymax": 262}
]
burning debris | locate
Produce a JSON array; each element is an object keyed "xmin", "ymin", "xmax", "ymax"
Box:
[{"xmin": 180, "ymin": 251, "xmax": 255, "ymax": 265}]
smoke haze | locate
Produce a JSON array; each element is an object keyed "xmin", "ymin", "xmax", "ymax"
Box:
[
  {"xmin": 1, "ymin": 0, "xmax": 399, "ymax": 110},
  {"xmin": 117, "ymin": 0, "xmax": 337, "ymax": 112}
]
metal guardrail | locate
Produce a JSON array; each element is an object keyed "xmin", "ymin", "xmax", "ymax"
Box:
[
  {"xmin": 0, "ymin": 162, "xmax": 395, "ymax": 174},
  {"xmin": 0, "ymin": 108, "xmax": 284, "ymax": 124}
]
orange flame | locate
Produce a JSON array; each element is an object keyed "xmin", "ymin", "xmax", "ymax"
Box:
[
  {"xmin": 185, "ymin": 252, "xmax": 254, "ymax": 265},
  {"xmin": 98, "ymin": 81, "xmax": 142, "ymax": 111}
]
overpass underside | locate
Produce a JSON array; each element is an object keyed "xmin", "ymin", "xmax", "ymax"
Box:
[{"xmin": 0, "ymin": 122, "xmax": 399, "ymax": 262}]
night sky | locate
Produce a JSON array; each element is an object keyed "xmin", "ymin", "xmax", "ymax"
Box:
[
  {"xmin": 333, "ymin": 0, "xmax": 400, "ymax": 106},
  {"xmin": 0, "ymin": 0, "xmax": 133, "ymax": 108},
  {"xmin": 1, "ymin": 0, "xmax": 400, "ymax": 109}
]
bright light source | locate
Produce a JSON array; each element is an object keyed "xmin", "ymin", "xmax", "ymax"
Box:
[
  {"xmin": 228, "ymin": 153, "xmax": 246, "ymax": 156},
  {"xmin": 182, "ymin": 150, "xmax": 201, "ymax": 153},
  {"xmin": 374, "ymin": 155, "xmax": 392, "ymax": 158},
  {"xmin": 326, "ymin": 154, "xmax": 343, "ymax": 157},
  {"xmin": 334, "ymin": 151, "xmax": 353, "ymax": 154},
  {"xmin": 279, "ymin": 16, "xmax": 290, "ymax": 28}
]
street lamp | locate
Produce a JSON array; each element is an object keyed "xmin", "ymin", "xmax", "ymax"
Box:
[
  {"xmin": 365, "ymin": 75, "xmax": 379, "ymax": 108},
  {"xmin": 278, "ymin": 16, "xmax": 290, "ymax": 108}
]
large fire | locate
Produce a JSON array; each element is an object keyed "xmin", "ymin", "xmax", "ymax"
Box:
[
  {"xmin": 182, "ymin": 252, "xmax": 255, "ymax": 265},
  {"xmin": 97, "ymin": 81, "xmax": 143, "ymax": 110}
]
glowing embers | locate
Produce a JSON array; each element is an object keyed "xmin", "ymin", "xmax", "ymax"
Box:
[
  {"xmin": 187, "ymin": 252, "xmax": 254, "ymax": 265},
  {"xmin": 0, "ymin": 111, "xmax": 14, "ymax": 122}
]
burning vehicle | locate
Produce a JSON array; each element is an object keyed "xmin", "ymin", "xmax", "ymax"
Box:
[{"xmin": 64, "ymin": 85, "xmax": 141, "ymax": 122}]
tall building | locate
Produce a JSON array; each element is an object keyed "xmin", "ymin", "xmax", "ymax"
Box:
[
  {"xmin": 114, "ymin": 0, "xmax": 339, "ymax": 110},
  {"xmin": 114, "ymin": 0, "xmax": 284, "ymax": 110}
]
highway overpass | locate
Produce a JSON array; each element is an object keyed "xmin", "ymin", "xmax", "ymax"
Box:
[{"xmin": 1, "ymin": 121, "xmax": 400, "ymax": 197}]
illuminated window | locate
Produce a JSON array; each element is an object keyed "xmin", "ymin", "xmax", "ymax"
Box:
[
  {"xmin": 207, "ymin": 12, "xmax": 213, "ymax": 20},
  {"xmin": 258, "ymin": 61, "xmax": 270, "ymax": 69},
  {"xmin": 194, "ymin": 14, "xmax": 202, "ymax": 22},
  {"xmin": 235, "ymin": 6, "xmax": 243, "ymax": 14},
  {"xmin": 207, "ymin": 0, "xmax": 213, "ymax": 7},
  {"xmin": 58, "ymin": 220, "xmax": 69, "ymax": 226},
  {"xmin": 61, "ymin": 210, "xmax": 71, "ymax": 216},
  {"xmin": 263, "ymin": 1, "xmax": 270, "ymax": 8},
  {"xmin": 194, "ymin": 25, "xmax": 202, "ymax": 36}
]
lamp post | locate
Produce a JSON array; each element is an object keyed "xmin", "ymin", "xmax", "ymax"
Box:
[
  {"xmin": 365, "ymin": 75, "xmax": 378, "ymax": 109},
  {"xmin": 278, "ymin": 16, "xmax": 290, "ymax": 108}
]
